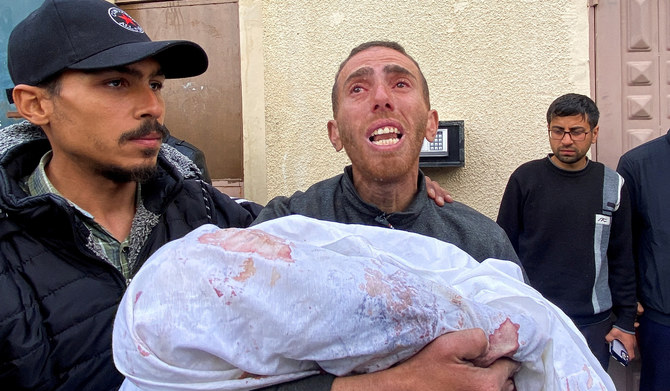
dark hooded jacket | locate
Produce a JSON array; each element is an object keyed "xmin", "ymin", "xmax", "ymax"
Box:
[{"xmin": 0, "ymin": 122, "xmax": 255, "ymax": 391}]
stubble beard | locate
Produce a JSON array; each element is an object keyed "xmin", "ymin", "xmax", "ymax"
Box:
[
  {"xmin": 97, "ymin": 120, "xmax": 169, "ymax": 183},
  {"xmin": 555, "ymin": 149, "xmax": 586, "ymax": 165},
  {"xmin": 97, "ymin": 164, "xmax": 158, "ymax": 184},
  {"xmin": 342, "ymin": 117, "xmax": 427, "ymax": 183}
]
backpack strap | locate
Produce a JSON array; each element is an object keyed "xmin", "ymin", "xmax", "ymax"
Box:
[{"xmin": 591, "ymin": 166, "xmax": 623, "ymax": 313}]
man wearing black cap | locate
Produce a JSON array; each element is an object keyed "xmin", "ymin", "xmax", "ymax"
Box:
[
  {"xmin": 0, "ymin": 1, "xmax": 503, "ymax": 391},
  {"xmin": 0, "ymin": 0, "xmax": 255, "ymax": 389}
]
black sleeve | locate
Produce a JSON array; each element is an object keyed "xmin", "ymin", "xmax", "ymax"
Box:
[
  {"xmin": 255, "ymin": 374, "xmax": 335, "ymax": 391},
  {"xmin": 205, "ymin": 182, "xmax": 256, "ymax": 228},
  {"xmin": 250, "ymin": 196, "xmax": 294, "ymax": 226},
  {"xmin": 230, "ymin": 197, "xmax": 265, "ymax": 220},
  {"xmin": 496, "ymin": 172, "xmax": 523, "ymax": 255},
  {"xmin": 607, "ymin": 181, "xmax": 637, "ymax": 332}
]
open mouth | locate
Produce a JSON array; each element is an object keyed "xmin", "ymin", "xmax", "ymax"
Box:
[{"xmin": 369, "ymin": 126, "xmax": 402, "ymax": 146}]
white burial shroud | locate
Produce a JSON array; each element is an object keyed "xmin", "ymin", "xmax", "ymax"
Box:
[{"xmin": 113, "ymin": 215, "xmax": 615, "ymax": 391}]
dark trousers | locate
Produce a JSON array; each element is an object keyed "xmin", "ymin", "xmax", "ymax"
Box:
[
  {"xmin": 576, "ymin": 313, "xmax": 614, "ymax": 370},
  {"xmin": 638, "ymin": 315, "xmax": 670, "ymax": 391}
]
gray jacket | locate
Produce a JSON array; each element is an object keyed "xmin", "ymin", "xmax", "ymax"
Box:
[{"xmin": 255, "ymin": 166, "xmax": 521, "ymax": 266}]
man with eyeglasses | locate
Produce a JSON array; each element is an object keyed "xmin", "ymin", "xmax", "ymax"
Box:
[{"xmin": 496, "ymin": 93, "xmax": 637, "ymax": 370}]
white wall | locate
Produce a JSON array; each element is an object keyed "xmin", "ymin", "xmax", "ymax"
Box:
[{"xmin": 241, "ymin": 0, "xmax": 591, "ymax": 218}]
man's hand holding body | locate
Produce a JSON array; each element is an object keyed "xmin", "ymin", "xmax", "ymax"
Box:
[{"xmin": 332, "ymin": 330, "xmax": 518, "ymax": 391}]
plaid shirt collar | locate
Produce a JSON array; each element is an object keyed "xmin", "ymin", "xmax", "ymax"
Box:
[{"xmin": 24, "ymin": 151, "xmax": 140, "ymax": 280}]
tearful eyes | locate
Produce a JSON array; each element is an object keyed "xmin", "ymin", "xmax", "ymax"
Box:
[{"xmin": 349, "ymin": 81, "xmax": 410, "ymax": 95}]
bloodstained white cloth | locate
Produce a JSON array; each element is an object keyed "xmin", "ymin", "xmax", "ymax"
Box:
[{"xmin": 113, "ymin": 215, "xmax": 615, "ymax": 391}]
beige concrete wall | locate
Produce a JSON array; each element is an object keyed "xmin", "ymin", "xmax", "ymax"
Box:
[
  {"xmin": 241, "ymin": 0, "xmax": 591, "ymax": 218},
  {"xmin": 239, "ymin": 0, "xmax": 267, "ymax": 203}
]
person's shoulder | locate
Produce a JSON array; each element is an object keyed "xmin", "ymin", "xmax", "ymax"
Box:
[
  {"xmin": 169, "ymin": 178, "xmax": 256, "ymax": 227},
  {"xmin": 620, "ymin": 131, "xmax": 670, "ymax": 162},
  {"xmin": 159, "ymin": 143, "xmax": 203, "ymax": 180},
  {"xmin": 253, "ymin": 174, "xmax": 345, "ymax": 225},
  {"xmin": 587, "ymin": 160, "xmax": 609, "ymax": 173},
  {"xmin": 430, "ymin": 200, "xmax": 518, "ymax": 261},
  {"xmin": 164, "ymin": 135, "xmax": 211, "ymax": 183},
  {"xmin": 0, "ymin": 121, "xmax": 45, "ymax": 156},
  {"xmin": 230, "ymin": 197, "xmax": 264, "ymax": 219},
  {"xmin": 591, "ymin": 160, "xmax": 617, "ymax": 176},
  {"xmin": 500, "ymin": 159, "xmax": 546, "ymax": 188},
  {"xmin": 276, "ymin": 174, "xmax": 344, "ymax": 203},
  {"xmin": 436, "ymin": 200, "xmax": 498, "ymax": 225},
  {"xmin": 510, "ymin": 158, "xmax": 545, "ymax": 175},
  {"xmin": 519, "ymin": 158, "xmax": 546, "ymax": 169}
]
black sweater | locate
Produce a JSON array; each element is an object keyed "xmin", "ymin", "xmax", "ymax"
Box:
[{"xmin": 497, "ymin": 156, "xmax": 636, "ymax": 331}]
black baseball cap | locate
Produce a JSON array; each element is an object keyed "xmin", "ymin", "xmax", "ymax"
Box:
[{"xmin": 8, "ymin": 0, "xmax": 209, "ymax": 86}]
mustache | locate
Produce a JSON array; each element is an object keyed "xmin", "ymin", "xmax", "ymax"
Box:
[{"xmin": 119, "ymin": 120, "xmax": 169, "ymax": 144}]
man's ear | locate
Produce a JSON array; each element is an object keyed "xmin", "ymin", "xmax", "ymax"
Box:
[
  {"xmin": 424, "ymin": 109, "xmax": 439, "ymax": 142},
  {"xmin": 327, "ymin": 119, "xmax": 343, "ymax": 151},
  {"xmin": 12, "ymin": 84, "xmax": 53, "ymax": 126},
  {"xmin": 591, "ymin": 124, "xmax": 599, "ymax": 144}
]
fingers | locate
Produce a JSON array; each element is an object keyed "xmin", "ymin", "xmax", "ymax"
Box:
[
  {"xmin": 605, "ymin": 328, "xmax": 637, "ymax": 361},
  {"xmin": 432, "ymin": 328, "xmax": 490, "ymax": 362},
  {"xmin": 503, "ymin": 378, "xmax": 517, "ymax": 391},
  {"xmin": 427, "ymin": 186, "xmax": 438, "ymax": 199},
  {"xmin": 635, "ymin": 302, "xmax": 644, "ymax": 328},
  {"xmin": 488, "ymin": 357, "xmax": 521, "ymax": 380},
  {"xmin": 619, "ymin": 334, "xmax": 637, "ymax": 361},
  {"xmin": 425, "ymin": 175, "xmax": 453, "ymax": 206},
  {"xmin": 360, "ymin": 329, "xmax": 520, "ymax": 391}
]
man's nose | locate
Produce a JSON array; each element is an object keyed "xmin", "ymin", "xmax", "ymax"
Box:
[
  {"xmin": 561, "ymin": 132, "xmax": 574, "ymax": 144},
  {"xmin": 372, "ymin": 84, "xmax": 394, "ymax": 112},
  {"xmin": 136, "ymin": 87, "xmax": 164, "ymax": 120}
]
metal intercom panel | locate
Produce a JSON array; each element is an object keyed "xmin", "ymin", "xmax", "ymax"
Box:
[{"xmin": 419, "ymin": 120, "xmax": 465, "ymax": 167}]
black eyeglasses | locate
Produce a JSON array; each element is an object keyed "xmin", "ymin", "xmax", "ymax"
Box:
[{"xmin": 548, "ymin": 129, "xmax": 591, "ymax": 141}]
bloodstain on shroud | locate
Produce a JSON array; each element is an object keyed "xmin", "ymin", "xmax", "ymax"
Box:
[
  {"xmin": 359, "ymin": 266, "xmax": 522, "ymax": 361},
  {"xmin": 198, "ymin": 228, "xmax": 295, "ymax": 302},
  {"xmin": 196, "ymin": 228, "xmax": 298, "ymax": 378},
  {"xmin": 198, "ymin": 228, "xmax": 294, "ymax": 263},
  {"xmin": 359, "ymin": 267, "xmax": 418, "ymax": 333},
  {"xmin": 232, "ymin": 258, "xmax": 257, "ymax": 282}
]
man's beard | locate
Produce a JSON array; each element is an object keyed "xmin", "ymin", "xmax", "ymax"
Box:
[
  {"xmin": 98, "ymin": 165, "xmax": 158, "ymax": 183},
  {"xmin": 556, "ymin": 149, "xmax": 586, "ymax": 165},
  {"xmin": 340, "ymin": 116, "xmax": 427, "ymax": 183},
  {"xmin": 97, "ymin": 120, "xmax": 168, "ymax": 183}
]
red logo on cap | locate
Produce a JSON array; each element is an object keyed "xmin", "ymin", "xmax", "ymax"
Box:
[{"xmin": 108, "ymin": 7, "xmax": 144, "ymax": 33}]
